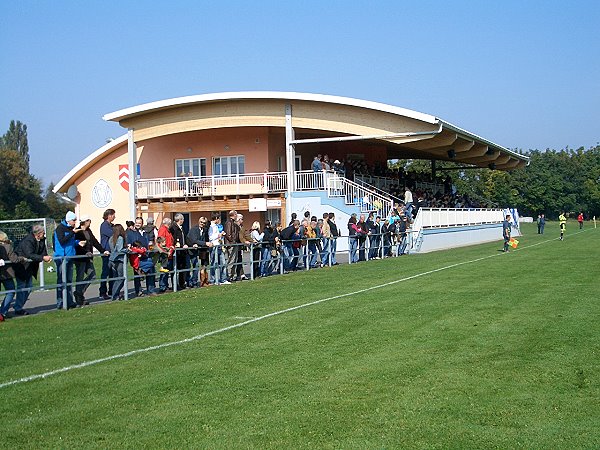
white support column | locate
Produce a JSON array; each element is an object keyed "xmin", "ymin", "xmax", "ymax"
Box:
[
  {"xmin": 285, "ymin": 104, "xmax": 295, "ymax": 194},
  {"xmin": 127, "ymin": 128, "xmax": 137, "ymax": 220}
]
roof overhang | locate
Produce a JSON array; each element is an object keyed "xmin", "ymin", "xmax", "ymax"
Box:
[{"xmin": 103, "ymin": 91, "xmax": 529, "ymax": 171}]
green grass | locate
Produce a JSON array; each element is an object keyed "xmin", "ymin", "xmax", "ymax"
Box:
[{"xmin": 0, "ymin": 222, "xmax": 598, "ymax": 448}]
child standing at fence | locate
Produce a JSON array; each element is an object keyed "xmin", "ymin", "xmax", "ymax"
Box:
[{"xmin": 155, "ymin": 236, "xmax": 173, "ymax": 273}]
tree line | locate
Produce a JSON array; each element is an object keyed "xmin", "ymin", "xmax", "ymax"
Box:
[
  {"xmin": 447, "ymin": 146, "xmax": 600, "ymax": 219},
  {"xmin": 1, "ymin": 120, "xmax": 598, "ymax": 221},
  {"xmin": 0, "ymin": 120, "xmax": 69, "ymax": 220}
]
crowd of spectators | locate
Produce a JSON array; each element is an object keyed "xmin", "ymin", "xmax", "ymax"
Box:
[{"xmin": 0, "ymin": 204, "xmax": 420, "ymax": 319}]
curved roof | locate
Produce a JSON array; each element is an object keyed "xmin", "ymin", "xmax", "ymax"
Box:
[
  {"xmin": 104, "ymin": 91, "xmax": 528, "ymax": 169},
  {"xmin": 56, "ymin": 92, "xmax": 528, "ymax": 193},
  {"xmin": 103, "ymin": 91, "xmax": 439, "ymax": 125}
]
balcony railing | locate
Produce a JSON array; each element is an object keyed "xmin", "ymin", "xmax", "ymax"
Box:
[
  {"xmin": 136, "ymin": 172, "xmax": 288, "ymax": 199},
  {"xmin": 295, "ymin": 170, "xmax": 394, "ymax": 218},
  {"xmin": 354, "ymin": 174, "xmax": 443, "ymax": 194}
]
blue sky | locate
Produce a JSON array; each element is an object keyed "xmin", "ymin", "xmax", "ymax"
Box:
[{"xmin": 1, "ymin": 0, "xmax": 599, "ymax": 186}]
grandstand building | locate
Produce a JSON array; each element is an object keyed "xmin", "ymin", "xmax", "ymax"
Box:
[{"xmin": 54, "ymin": 92, "xmax": 528, "ymax": 251}]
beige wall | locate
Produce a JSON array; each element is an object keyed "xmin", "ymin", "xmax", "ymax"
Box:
[
  {"xmin": 70, "ymin": 142, "xmax": 131, "ymax": 237},
  {"xmin": 137, "ymin": 127, "xmax": 271, "ymax": 178}
]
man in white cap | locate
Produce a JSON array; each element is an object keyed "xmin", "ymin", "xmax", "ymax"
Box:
[{"xmin": 53, "ymin": 211, "xmax": 86, "ymax": 309}]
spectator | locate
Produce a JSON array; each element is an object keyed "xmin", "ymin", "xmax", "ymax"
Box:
[
  {"xmin": 158, "ymin": 217, "xmax": 174, "ymax": 292},
  {"xmin": 54, "ymin": 211, "xmax": 86, "ymax": 309},
  {"xmin": 347, "ymin": 213, "xmax": 360, "ymax": 263},
  {"xmin": 170, "ymin": 213, "xmax": 189, "ymax": 290},
  {"xmin": 143, "ymin": 217, "xmax": 158, "ymax": 247},
  {"xmin": 397, "ymin": 213, "xmax": 409, "ymax": 255},
  {"xmin": 129, "ymin": 217, "xmax": 157, "ymax": 295},
  {"xmin": 187, "ymin": 216, "xmax": 211, "ymax": 287},
  {"xmin": 289, "ymin": 212, "xmax": 297, "ymax": 226},
  {"xmin": 99, "ymin": 208, "xmax": 116, "ymax": 300},
  {"xmin": 280, "ymin": 220, "xmax": 300, "ymax": 271},
  {"xmin": 328, "ymin": 212, "xmax": 340, "ymax": 265},
  {"xmin": 261, "ymin": 221, "xmax": 276, "ymax": 276},
  {"xmin": 404, "ymin": 186, "xmax": 414, "ymax": 218},
  {"xmin": 235, "ymin": 214, "xmax": 251, "ymax": 281},
  {"xmin": 250, "ymin": 221, "xmax": 264, "ymax": 278},
  {"xmin": 321, "ymin": 212, "xmax": 331, "ymax": 265},
  {"xmin": 578, "ymin": 212, "xmax": 584, "ymax": 229},
  {"xmin": 381, "ymin": 219, "xmax": 393, "ymax": 257},
  {"xmin": 357, "ymin": 214, "xmax": 368, "ymax": 261},
  {"xmin": 155, "ymin": 236, "xmax": 174, "ymax": 275},
  {"xmin": 74, "ymin": 215, "xmax": 108, "ymax": 306},
  {"xmin": 208, "ymin": 212, "xmax": 229, "ymax": 285},
  {"xmin": 223, "ymin": 210, "xmax": 241, "ymax": 282},
  {"xmin": 304, "ymin": 219, "xmax": 319, "ymax": 268},
  {"xmin": 537, "ymin": 214, "xmax": 545, "ymax": 234},
  {"xmin": 0, "ymin": 231, "xmax": 28, "ymax": 320},
  {"xmin": 312, "ymin": 155, "xmax": 322, "ymax": 172},
  {"xmin": 108, "ymin": 224, "xmax": 127, "ymax": 300},
  {"xmin": 11, "ymin": 225, "xmax": 52, "ymax": 315}
]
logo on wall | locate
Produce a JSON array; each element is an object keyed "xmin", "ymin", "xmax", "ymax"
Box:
[
  {"xmin": 119, "ymin": 165, "xmax": 130, "ymax": 192},
  {"xmin": 91, "ymin": 179, "xmax": 112, "ymax": 208}
]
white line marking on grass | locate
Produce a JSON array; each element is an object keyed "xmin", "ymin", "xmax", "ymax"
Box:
[{"xmin": 0, "ymin": 232, "xmax": 585, "ymax": 390}]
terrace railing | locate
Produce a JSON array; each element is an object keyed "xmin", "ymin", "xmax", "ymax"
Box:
[
  {"xmin": 354, "ymin": 174, "xmax": 443, "ymax": 194},
  {"xmin": 295, "ymin": 170, "xmax": 394, "ymax": 218},
  {"xmin": 136, "ymin": 172, "xmax": 288, "ymax": 199}
]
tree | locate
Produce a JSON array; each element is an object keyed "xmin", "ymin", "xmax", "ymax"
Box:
[
  {"xmin": 1, "ymin": 120, "xmax": 30, "ymax": 171},
  {"xmin": 44, "ymin": 182, "xmax": 70, "ymax": 220},
  {"xmin": 0, "ymin": 147, "xmax": 45, "ymax": 218}
]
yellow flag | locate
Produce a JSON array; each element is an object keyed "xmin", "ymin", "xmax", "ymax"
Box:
[{"xmin": 509, "ymin": 238, "xmax": 519, "ymax": 249}]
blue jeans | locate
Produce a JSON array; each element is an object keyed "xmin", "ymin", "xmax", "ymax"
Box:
[
  {"xmin": 159, "ymin": 259, "xmax": 173, "ymax": 291},
  {"xmin": 307, "ymin": 242, "xmax": 318, "ymax": 267},
  {"xmin": 349, "ymin": 237, "xmax": 358, "ymax": 263},
  {"xmin": 138, "ymin": 258, "xmax": 157, "ymax": 294},
  {"xmin": 284, "ymin": 243, "xmax": 294, "ymax": 271},
  {"xmin": 0, "ymin": 278, "xmax": 16, "ymax": 315},
  {"xmin": 209, "ymin": 247, "xmax": 227, "ymax": 284},
  {"xmin": 330, "ymin": 238, "xmax": 338, "ymax": 265},
  {"xmin": 189, "ymin": 255, "xmax": 199, "ymax": 287},
  {"xmin": 260, "ymin": 247, "xmax": 272, "ymax": 276},
  {"xmin": 14, "ymin": 276, "xmax": 33, "ymax": 312},
  {"xmin": 109, "ymin": 259, "xmax": 125, "ymax": 300},
  {"xmin": 397, "ymin": 234, "xmax": 408, "ymax": 255},
  {"xmin": 321, "ymin": 238, "xmax": 330, "ymax": 266},
  {"xmin": 56, "ymin": 258, "xmax": 75, "ymax": 309}
]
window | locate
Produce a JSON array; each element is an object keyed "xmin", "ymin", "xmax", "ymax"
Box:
[
  {"xmin": 213, "ymin": 155, "xmax": 245, "ymax": 176},
  {"xmin": 175, "ymin": 158, "xmax": 206, "ymax": 177}
]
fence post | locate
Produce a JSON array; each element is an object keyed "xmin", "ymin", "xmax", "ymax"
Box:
[
  {"xmin": 61, "ymin": 258, "xmax": 68, "ymax": 310},
  {"xmin": 173, "ymin": 250, "xmax": 178, "ymax": 292},
  {"xmin": 123, "ymin": 252, "xmax": 129, "ymax": 301},
  {"xmin": 250, "ymin": 243, "xmax": 255, "ymax": 280},
  {"xmin": 216, "ymin": 247, "xmax": 221, "ymax": 285}
]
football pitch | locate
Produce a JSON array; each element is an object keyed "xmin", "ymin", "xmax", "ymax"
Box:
[{"xmin": 0, "ymin": 222, "xmax": 598, "ymax": 448}]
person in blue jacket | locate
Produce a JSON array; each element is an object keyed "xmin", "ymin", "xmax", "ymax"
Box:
[{"xmin": 53, "ymin": 211, "xmax": 86, "ymax": 309}]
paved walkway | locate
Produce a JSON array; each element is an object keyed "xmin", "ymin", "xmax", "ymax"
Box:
[{"xmin": 3, "ymin": 252, "xmax": 353, "ymax": 318}]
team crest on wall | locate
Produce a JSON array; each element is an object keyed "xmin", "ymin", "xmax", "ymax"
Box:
[
  {"xmin": 119, "ymin": 165, "xmax": 129, "ymax": 191},
  {"xmin": 91, "ymin": 179, "xmax": 112, "ymax": 208}
]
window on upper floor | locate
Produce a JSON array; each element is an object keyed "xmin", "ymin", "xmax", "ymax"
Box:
[
  {"xmin": 175, "ymin": 158, "xmax": 206, "ymax": 177},
  {"xmin": 213, "ymin": 155, "xmax": 245, "ymax": 176}
]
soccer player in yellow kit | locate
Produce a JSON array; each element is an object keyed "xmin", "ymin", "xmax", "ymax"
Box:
[{"xmin": 559, "ymin": 212, "xmax": 567, "ymax": 241}]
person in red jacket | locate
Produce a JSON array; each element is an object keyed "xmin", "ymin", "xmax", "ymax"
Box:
[
  {"xmin": 157, "ymin": 217, "xmax": 174, "ymax": 291},
  {"xmin": 578, "ymin": 212, "xmax": 584, "ymax": 229}
]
